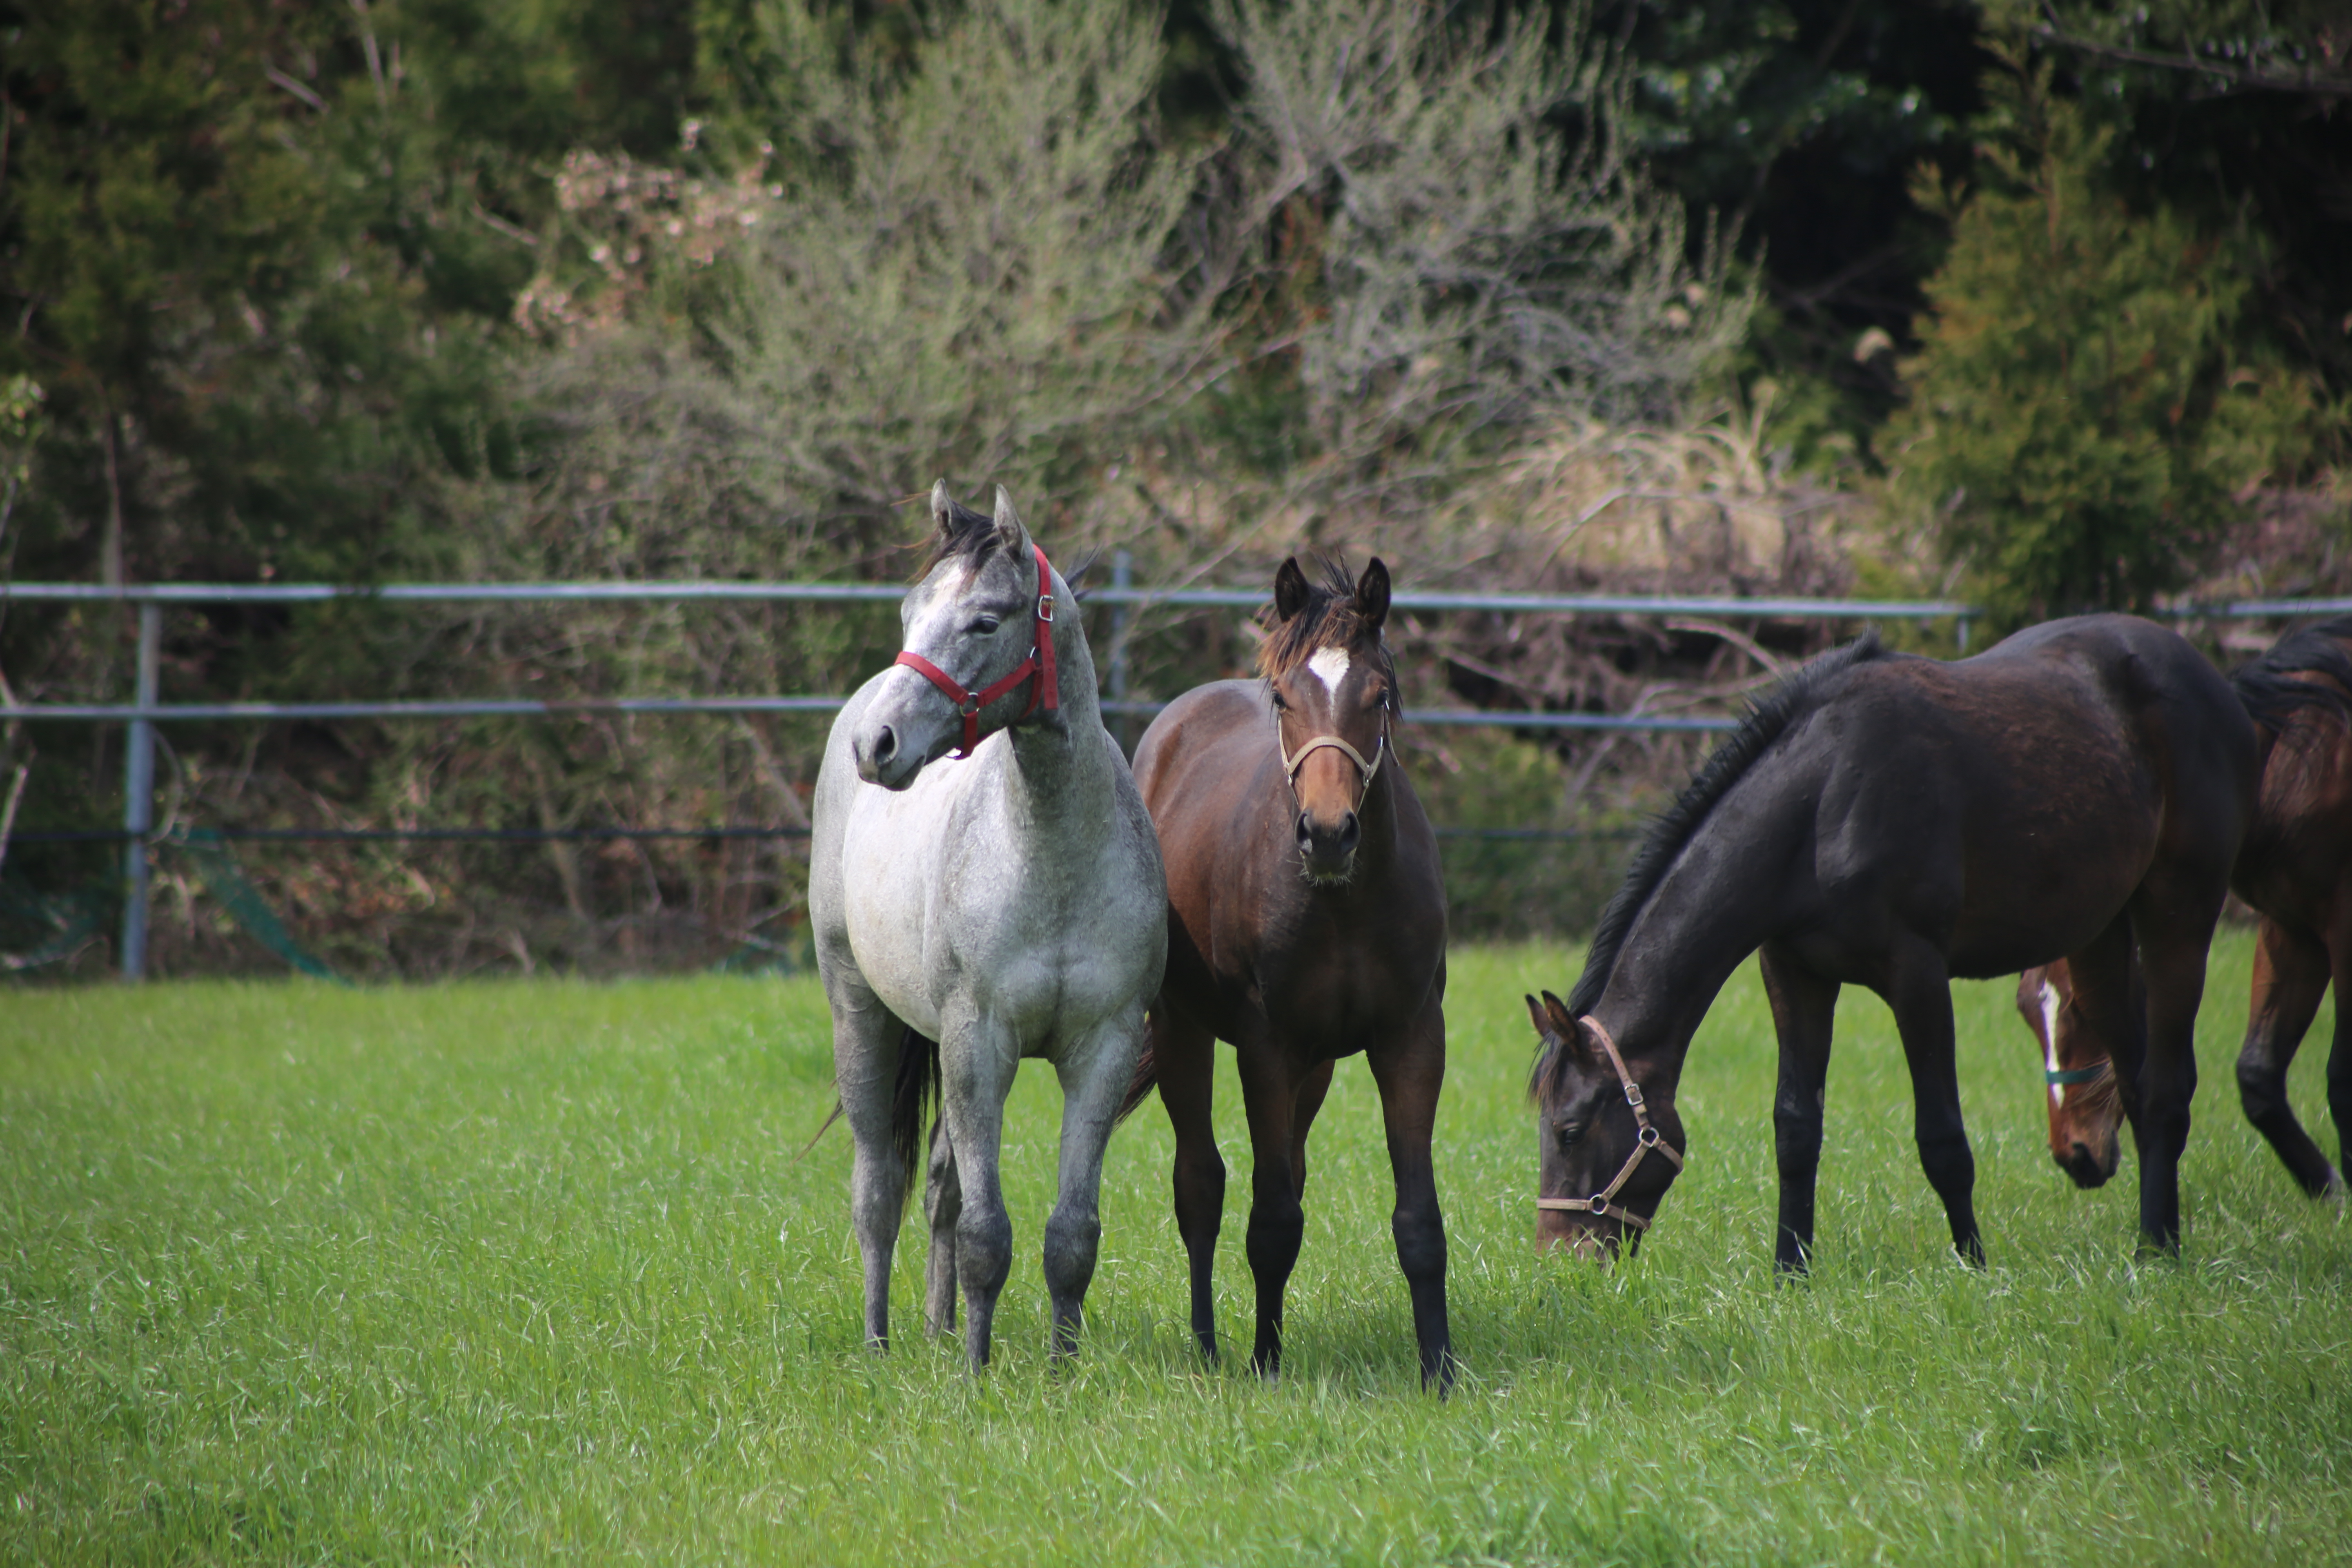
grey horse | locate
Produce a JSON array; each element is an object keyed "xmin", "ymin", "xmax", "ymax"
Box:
[{"xmin": 810, "ymin": 481, "xmax": 1167, "ymax": 1369}]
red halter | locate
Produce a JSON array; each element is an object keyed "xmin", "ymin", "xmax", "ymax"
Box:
[{"xmin": 891, "ymin": 543, "xmax": 1060, "ymax": 759}]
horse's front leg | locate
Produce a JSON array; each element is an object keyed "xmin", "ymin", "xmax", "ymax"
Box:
[
  {"xmin": 1043, "ymin": 1004, "xmax": 1147, "ymax": 1361},
  {"xmin": 1152, "ymin": 1004, "xmax": 1227, "ymax": 1363},
  {"xmin": 826, "ymin": 979, "xmax": 911, "ymax": 1350},
  {"xmin": 1367, "ymin": 1002, "xmax": 1453, "ymax": 1392},
  {"xmin": 1884, "ymin": 942, "xmax": 1984, "ymax": 1267},
  {"xmin": 1760, "ymin": 942, "xmax": 1838, "ymax": 1276},
  {"xmin": 1236, "ymin": 1038, "xmax": 1307, "ymax": 1381},
  {"xmin": 938, "ymin": 1015, "xmax": 1018, "ymax": 1371}
]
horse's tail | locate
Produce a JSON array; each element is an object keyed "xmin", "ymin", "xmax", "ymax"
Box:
[
  {"xmin": 1114, "ymin": 1025, "xmax": 1160, "ymax": 1125},
  {"xmin": 2232, "ymin": 615, "xmax": 2352, "ymax": 734},
  {"xmin": 891, "ymin": 1023, "xmax": 942, "ymax": 1176}
]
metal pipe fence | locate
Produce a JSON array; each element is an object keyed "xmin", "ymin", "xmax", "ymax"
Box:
[{"xmin": 3, "ymin": 574, "xmax": 2342, "ymax": 978}]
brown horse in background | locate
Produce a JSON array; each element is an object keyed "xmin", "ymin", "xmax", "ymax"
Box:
[
  {"xmin": 2015, "ymin": 618, "xmax": 2352, "ymax": 1200},
  {"xmin": 2014, "ymin": 956, "xmax": 2136, "ymax": 1187},
  {"xmin": 1120, "ymin": 557, "xmax": 1453, "ymax": 1389}
]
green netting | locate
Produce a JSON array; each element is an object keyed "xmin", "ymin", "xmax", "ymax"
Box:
[
  {"xmin": 0, "ymin": 875, "xmax": 110, "ymax": 971},
  {"xmin": 173, "ymin": 831, "xmax": 353, "ymax": 987}
]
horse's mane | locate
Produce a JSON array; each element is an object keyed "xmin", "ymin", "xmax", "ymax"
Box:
[
  {"xmin": 2231, "ymin": 616, "xmax": 2352, "ymax": 733},
  {"xmin": 917, "ymin": 494, "xmax": 1006, "ymax": 577},
  {"xmin": 1533, "ymin": 629, "xmax": 1891, "ymax": 1097},
  {"xmin": 1257, "ymin": 557, "xmax": 1395, "ymax": 691}
]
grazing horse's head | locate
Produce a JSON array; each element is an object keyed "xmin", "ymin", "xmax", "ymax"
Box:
[
  {"xmin": 1525, "ymin": 992, "xmax": 1685, "ymax": 1261},
  {"xmin": 1260, "ymin": 556, "xmax": 1394, "ymax": 884},
  {"xmin": 853, "ymin": 480, "xmax": 1057, "ymax": 789},
  {"xmin": 2016, "ymin": 960, "xmax": 2124, "ymax": 1188}
]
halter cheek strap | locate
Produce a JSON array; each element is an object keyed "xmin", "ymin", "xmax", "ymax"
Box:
[
  {"xmin": 891, "ymin": 543, "xmax": 1060, "ymax": 759},
  {"xmin": 1534, "ymin": 1015, "xmax": 1685, "ymax": 1233}
]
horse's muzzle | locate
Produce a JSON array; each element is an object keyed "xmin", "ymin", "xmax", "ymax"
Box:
[
  {"xmin": 1296, "ymin": 809, "xmax": 1359, "ymax": 882},
  {"xmin": 2056, "ymin": 1138, "xmax": 2118, "ymax": 1189},
  {"xmin": 853, "ymin": 719, "xmax": 927, "ymax": 790}
]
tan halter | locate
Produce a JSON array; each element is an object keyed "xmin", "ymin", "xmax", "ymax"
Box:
[{"xmin": 1535, "ymin": 1016, "xmax": 1685, "ymax": 1233}]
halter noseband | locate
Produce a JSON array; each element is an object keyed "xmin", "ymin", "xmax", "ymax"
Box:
[
  {"xmin": 2047, "ymin": 1062, "xmax": 2110, "ymax": 1087},
  {"xmin": 1534, "ymin": 1016, "xmax": 1685, "ymax": 1234},
  {"xmin": 1277, "ymin": 706, "xmax": 1389, "ymax": 799},
  {"xmin": 892, "ymin": 543, "xmax": 1060, "ymax": 759}
]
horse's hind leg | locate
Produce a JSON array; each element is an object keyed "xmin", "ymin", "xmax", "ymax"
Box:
[
  {"xmin": 1043, "ymin": 1007, "xmax": 1147, "ymax": 1360},
  {"xmin": 1761, "ymin": 942, "xmax": 1838, "ymax": 1276},
  {"xmin": 923, "ymin": 1117, "xmax": 963, "ymax": 1334},
  {"xmin": 2236, "ymin": 915, "xmax": 2339, "ymax": 1197},
  {"xmin": 2130, "ymin": 873, "xmax": 2229, "ymax": 1253},
  {"xmin": 1884, "ymin": 942, "xmax": 1984, "ymax": 1266},
  {"xmin": 1368, "ymin": 1002, "xmax": 1453, "ymax": 1392},
  {"xmin": 1154, "ymin": 1006, "xmax": 1226, "ymax": 1363},
  {"xmin": 826, "ymin": 978, "xmax": 912, "ymax": 1350}
]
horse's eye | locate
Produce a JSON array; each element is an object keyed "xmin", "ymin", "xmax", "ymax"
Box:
[
  {"xmin": 971, "ymin": 615, "xmax": 1001, "ymax": 635},
  {"xmin": 1554, "ymin": 1120, "xmax": 1583, "ymax": 1149},
  {"xmin": 1270, "ymin": 690, "xmax": 1287, "ymax": 710}
]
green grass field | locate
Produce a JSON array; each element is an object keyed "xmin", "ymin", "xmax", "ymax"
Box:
[{"xmin": 4, "ymin": 932, "xmax": 2348, "ymax": 1565}]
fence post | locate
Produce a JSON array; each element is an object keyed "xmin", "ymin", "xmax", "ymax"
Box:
[
  {"xmin": 120, "ymin": 601, "xmax": 159, "ymax": 980},
  {"xmin": 1109, "ymin": 549, "xmax": 1133, "ymax": 755}
]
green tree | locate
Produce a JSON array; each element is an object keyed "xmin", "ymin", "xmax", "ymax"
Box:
[{"xmin": 1889, "ymin": 64, "xmax": 2328, "ymax": 624}]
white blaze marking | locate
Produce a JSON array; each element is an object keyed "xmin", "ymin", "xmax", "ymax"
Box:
[
  {"xmin": 1307, "ymin": 646, "xmax": 1352, "ymax": 692},
  {"xmin": 2040, "ymin": 980, "xmax": 2066, "ymax": 1107}
]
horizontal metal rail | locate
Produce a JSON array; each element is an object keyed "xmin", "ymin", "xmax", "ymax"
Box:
[
  {"xmin": 11, "ymin": 577, "xmax": 2352, "ymax": 619},
  {"xmin": 12, "ymin": 823, "xmax": 1643, "ymax": 845},
  {"xmin": 0, "ymin": 696, "xmax": 1737, "ymax": 731},
  {"xmin": 1, "ymin": 578, "xmax": 1973, "ymax": 617}
]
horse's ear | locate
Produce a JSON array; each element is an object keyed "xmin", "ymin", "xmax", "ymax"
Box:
[
  {"xmin": 1274, "ymin": 557, "xmax": 1311, "ymax": 622},
  {"xmin": 1540, "ymin": 991, "xmax": 1580, "ymax": 1049},
  {"xmin": 992, "ymin": 486, "xmax": 1028, "ymax": 553},
  {"xmin": 1355, "ymin": 557, "xmax": 1391, "ymax": 633},
  {"xmin": 1523, "ymin": 993, "xmax": 1552, "ymax": 1040},
  {"xmin": 931, "ymin": 479, "xmax": 958, "ymax": 540}
]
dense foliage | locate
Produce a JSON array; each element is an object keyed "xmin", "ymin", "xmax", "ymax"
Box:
[{"xmin": 1, "ymin": 0, "xmax": 2347, "ymax": 970}]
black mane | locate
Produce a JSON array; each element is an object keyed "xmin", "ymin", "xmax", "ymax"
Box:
[
  {"xmin": 1534, "ymin": 629, "xmax": 1892, "ymax": 1093},
  {"xmin": 2231, "ymin": 616, "xmax": 2352, "ymax": 733},
  {"xmin": 918, "ymin": 494, "xmax": 1005, "ymax": 576}
]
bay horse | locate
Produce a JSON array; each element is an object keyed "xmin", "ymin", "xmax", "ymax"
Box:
[
  {"xmin": 809, "ymin": 482, "xmax": 1167, "ymax": 1369},
  {"xmin": 2013, "ymin": 956, "xmax": 2138, "ymax": 1187},
  {"xmin": 1526, "ymin": 615, "xmax": 2257, "ymax": 1266},
  {"xmin": 2014, "ymin": 619, "xmax": 2352, "ymax": 1200},
  {"xmin": 1120, "ymin": 557, "xmax": 1453, "ymax": 1388}
]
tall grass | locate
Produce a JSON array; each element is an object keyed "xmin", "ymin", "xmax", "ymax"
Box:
[{"xmin": 2, "ymin": 932, "xmax": 2346, "ymax": 1564}]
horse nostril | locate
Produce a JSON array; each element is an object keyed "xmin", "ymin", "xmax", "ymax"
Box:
[
  {"xmin": 1296, "ymin": 811, "xmax": 1314, "ymax": 849},
  {"xmin": 1337, "ymin": 811, "xmax": 1359, "ymax": 855},
  {"xmin": 873, "ymin": 725, "xmax": 897, "ymax": 764}
]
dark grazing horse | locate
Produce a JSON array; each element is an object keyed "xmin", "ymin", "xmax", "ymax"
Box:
[
  {"xmin": 1526, "ymin": 615, "xmax": 2258, "ymax": 1265},
  {"xmin": 2018, "ymin": 619, "xmax": 2352, "ymax": 1200},
  {"xmin": 1120, "ymin": 557, "xmax": 1454, "ymax": 1388}
]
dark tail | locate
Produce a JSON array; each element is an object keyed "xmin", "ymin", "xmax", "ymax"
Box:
[
  {"xmin": 2232, "ymin": 616, "xmax": 2352, "ymax": 733},
  {"xmin": 1113, "ymin": 1029, "xmax": 1160, "ymax": 1124},
  {"xmin": 891, "ymin": 1023, "xmax": 942, "ymax": 1176}
]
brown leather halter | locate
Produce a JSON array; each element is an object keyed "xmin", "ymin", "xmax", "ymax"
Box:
[
  {"xmin": 1535, "ymin": 1015, "xmax": 1685, "ymax": 1233},
  {"xmin": 893, "ymin": 543, "xmax": 1059, "ymax": 758}
]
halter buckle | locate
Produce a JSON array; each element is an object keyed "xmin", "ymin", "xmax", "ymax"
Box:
[
  {"xmin": 1037, "ymin": 593, "xmax": 1054, "ymax": 623},
  {"xmin": 1624, "ymin": 1082, "xmax": 1644, "ymax": 1107}
]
